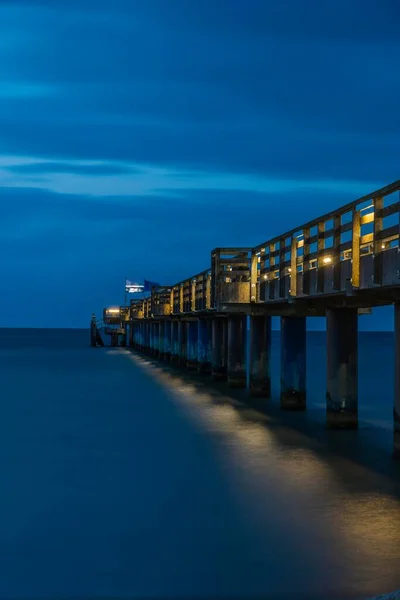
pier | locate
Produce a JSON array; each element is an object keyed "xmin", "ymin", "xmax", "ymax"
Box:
[{"xmin": 93, "ymin": 180, "xmax": 400, "ymax": 457}]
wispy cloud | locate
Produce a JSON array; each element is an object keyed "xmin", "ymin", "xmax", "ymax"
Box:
[{"xmin": 0, "ymin": 155, "xmax": 383, "ymax": 198}]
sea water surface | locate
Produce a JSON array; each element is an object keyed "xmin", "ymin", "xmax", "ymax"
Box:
[{"xmin": 0, "ymin": 328, "xmax": 399, "ymax": 600}]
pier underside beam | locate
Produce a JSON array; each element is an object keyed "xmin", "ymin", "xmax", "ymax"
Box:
[
  {"xmin": 227, "ymin": 315, "xmax": 247, "ymax": 388},
  {"xmin": 212, "ymin": 318, "xmax": 227, "ymax": 381},
  {"xmin": 249, "ymin": 315, "xmax": 271, "ymax": 397},
  {"xmin": 280, "ymin": 316, "xmax": 306, "ymax": 410},
  {"xmin": 326, "ymin": 308, "xmax": 358, "ymax": 429}
]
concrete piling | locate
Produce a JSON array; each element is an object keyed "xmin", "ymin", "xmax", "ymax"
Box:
[
  {"xmin": 198, "ymin": 319, "xmax": 212, "ymax": 374},
  {"xmin": 249, "ymin": 315, "xmax": 271, "ymax": 397},
  {"xmin": 212, "ymin": 318, "xmax": 227, "ymax": 381},
  {"xmin": 171, "ymin": 320, "xmax": 179, "ymax": 365},
  {"xmin": 154, "ymin": 321, "xmax": 160, "ymax": 358},
  {"xmin": 227, "ymin": 315, "xmax": 247, "ymax": 388},
  {"xmin": 178, "ymin": 320, "xmax": 187, "ymax": 367},
  {"xmin": 326, "ymin": 308, "xmax": 358, "ymax": 429},
  {"xmin": 164, "ymin": 320, "xmax": 171, "ymax": 361},
  {"xmin": 280, "ymin": 316, "xmax": 306, "ymax": 410},
  {"xmin": 186, "ymin": 320, "xmax": 198, "ymax": 370}
]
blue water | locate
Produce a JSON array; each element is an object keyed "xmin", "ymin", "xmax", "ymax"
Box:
[{"xmin": 0, "ymin": 328, "xmax": 399, "ymax": 599}]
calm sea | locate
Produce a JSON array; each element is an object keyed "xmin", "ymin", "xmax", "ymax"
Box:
[{"xmin": 0, "ymin": 327, "xmax": 399, "ymax": 600}]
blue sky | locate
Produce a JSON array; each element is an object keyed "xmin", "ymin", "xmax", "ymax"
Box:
[{"xmin": 0, "ymin": 0, "xmax": 399, "ymax": 328}]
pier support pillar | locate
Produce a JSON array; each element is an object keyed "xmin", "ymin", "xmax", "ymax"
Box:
[
  {"xmin": 132, "ymin": 322, "xmax": 138, "ymax": 348},
  {"xmin": 198, "ymin": 319, "xmax": 212, "ymax": 374},
  {"xmin": 212, "ymin": 318, "xmax": 227, "ymax": 381},
  {"xmin": 144, "ymin": 322, "xmax": 150, "ymax": 354},
  {"xmin": 280, "ymin": 316, "xmax": 306, "ymax": 410},
  {"xmin": 153, "ymin": 321, "xmax": 160, "ymax": 359},
  {"xmin": 164, "ymin": 320, "xmax": 172, "ymax": 361},
  {"xmin": 326, "ymin": 308, "xmax": 358, "ymax": 429},
  {"xmin": 395, "ymin": 303, "xmax": 400, "ymax": 456},
  {"xmin": 148, "ymin": 321, "xmax": 152, "ymax": 355},
  {"xmin": 178, "ymin": 320, "xmax": 187, "ymax": 367},
  {"xmin": 186, "ymin": 321, "xmax": 198, "ymax": 370},
  {"xmin": 135, "ymin": 322, "xmax": 139, "ymax": 349},
  {"xmin": 139, "ymin": 322, "xmax": 144, "ymax": 350},
  {"xmin": 158, "ymin": 321, "xmax": 165, "ymax": 360},
  {"xmin": 249, "ymin": 315, "xmax": 271, "ymax": 397},
  {"xmin": 141, "ymin": 322, "xmax": 146, "ymax": 351},
  {"xmin": 149, "ymin": 322, "xmax": 154, "ymax": 355},
  {"xmin": 171, "ymin": 321, "xmax": 179, "ymax": 365},
  {"xmin": 227, "ymin": 315, "xmax": 247, "ymax": 388}
]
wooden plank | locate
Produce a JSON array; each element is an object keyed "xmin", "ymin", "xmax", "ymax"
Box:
[
  {"xmin": 376, "ymin": 224, "xmax": 399, "ymax": 241},
  {"xmin": 382, "ymin": 203, "xmax": 400, "ymax": 218},
  {"xmin": 361, "ymin": 212, "xmax": 375, "ymax": 225}
]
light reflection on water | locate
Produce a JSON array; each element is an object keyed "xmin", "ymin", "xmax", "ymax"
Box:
[{"xmin": 131, "ymin": 352, "xmax": 400, "ymax": 600}]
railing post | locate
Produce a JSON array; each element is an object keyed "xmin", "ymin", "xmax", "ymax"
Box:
[
  {"xmin": 326, "ymin": 308, "xmax": 358, "ymax": 429},
  {"xmin": 351, "ymin": 209, "xmax": 361, "ymax": 288},
  {"xmin": 280, "ymin": 316, "xmax": 306, "ymax": 410}
]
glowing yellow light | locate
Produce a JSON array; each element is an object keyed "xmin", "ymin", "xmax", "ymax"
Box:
[
  {"xmin": 107, "ymin": 308, "xmax": 120, "ymax": 314},
  {"xmin": 323, "ymin": 256, "xmax": 332, "ymax": 264},
  {"xmin": 381, "ymin": 243, "xmax": 385, "ymax": 249},
  {"xmin": 288, "ymin": 267, "xmax": 292, "ymax": 273},
  {"xmin": 263, "ymin": 274, "xmax": 268, "ymax": 280}
]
